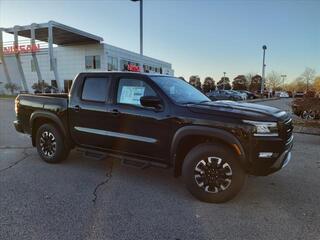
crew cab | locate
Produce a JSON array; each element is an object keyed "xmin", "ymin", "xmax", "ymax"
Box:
[{"xmin": 14, "ymin": 72, "xmax": 293, "ymax": 203}]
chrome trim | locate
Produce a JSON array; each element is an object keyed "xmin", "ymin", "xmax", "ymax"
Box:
[
  {"xmin": 74, "ymin": 126, "xmax": 157, "ymax": 144},
  {"xmin": 282, "ymin": 152, "xmax": 291, "ymax": 168},
  {"xmin": 259, "ymin": 152, "xmax": 274, "ymax": 158},
  {"xmin": 286, "ymin": 135, "xmax": 294, "ymax": 146},
  {"xmin": 254, "ymin": 133, "xmax": 279, "ymax": 137}
]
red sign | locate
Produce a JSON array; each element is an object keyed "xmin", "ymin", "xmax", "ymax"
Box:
[
  {"xmin": 127, "ymin": 64, "xmax": 140, "ymax": 72},
  {"xmin": 3, "ymin": 44, "xmax": 41, "ymax": 55}
]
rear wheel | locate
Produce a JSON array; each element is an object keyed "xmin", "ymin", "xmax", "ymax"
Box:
[
  {"xmin": 36, "ymin": 123, "xmax": 69, "ymax": 163},
  {"xmin": 182, "ymin": 143, "xmax": 246, "ymax": 203}
]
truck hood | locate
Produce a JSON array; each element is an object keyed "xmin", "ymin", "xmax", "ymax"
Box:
[{"xmin": 187, "ymin": 100, "xmax": 288, "ymax": 122}]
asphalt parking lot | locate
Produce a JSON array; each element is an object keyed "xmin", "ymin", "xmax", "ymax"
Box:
[{"xmin": 1, "ymin": 98, "xmax": 319, "ymax": 240}]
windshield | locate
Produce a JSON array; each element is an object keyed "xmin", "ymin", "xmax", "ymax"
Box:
[{"xmin": 151, "ymin": 76, "xmax": 210, "ymax": 104}]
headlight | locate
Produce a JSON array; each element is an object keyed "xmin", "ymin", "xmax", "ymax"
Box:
[{"xmin": 243, "ymin": 120, "xmax": 279, "ymax": 136}]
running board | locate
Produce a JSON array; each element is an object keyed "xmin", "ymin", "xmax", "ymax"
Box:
[
  {"xmin": 121, "ymin": 159, "xmax": 150, "ymax": 169},
  {"xmin": 77, "ymin": 148, "xmax": 169, "ymax": 169}
]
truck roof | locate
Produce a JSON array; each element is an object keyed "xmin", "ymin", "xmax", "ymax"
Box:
[{"xmin": 78, "ymin": 71, "xmax": 171, "ymax": 77}]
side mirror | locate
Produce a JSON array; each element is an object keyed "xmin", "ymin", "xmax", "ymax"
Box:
[{"xmin": 140, "ymin": 96, "xmax": 162, "ymax": 110}]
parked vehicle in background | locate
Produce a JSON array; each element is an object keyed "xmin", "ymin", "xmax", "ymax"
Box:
[
  {"xmin": 275, "ymin": 91, "xmax": 289, "ymax": 98},
  {"xmin": 207, "ymin": 90, "xmax": 242, "ymax": 101},
  {"xmin": 294, "ymin": 92, "xmax": 304, "ymax": 98},
  {"xmin": 229, "ymin": 90, "xmax": 247, "ymax": 100},
  {"xmin": 238, "ymin": 90, "xmax": 257, "ymax": 100},
  {"xmin": 292, "ymin": 94, "xmax": 320, "ymax": 120},
  {"xmin": 13, "ymin": 72, "xmax": 293, "ymax": 203}
]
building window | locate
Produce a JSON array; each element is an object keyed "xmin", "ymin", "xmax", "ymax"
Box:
[
  {"xmin": 85, "ymin": 55, "xmax": 101, "ymax": 70},
  {"xmin": 108, "ymin": 56, "xmax": 118, "ymax": 71}
]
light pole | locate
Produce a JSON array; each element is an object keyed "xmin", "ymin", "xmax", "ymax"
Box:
[
  {"xmin": 223, "ymin": 72, "xmax": 226, "ymax": 90},
  {"xmin": 281, "ymin": 74, "xmax": 287, "ymax": 90},
  {"xmin": 131, "ymin": 0, "xmax": 143, "ymax": 56},
  {"xmin": 261, "ymin": 45, "xmax": 267, "ymax": 94}
]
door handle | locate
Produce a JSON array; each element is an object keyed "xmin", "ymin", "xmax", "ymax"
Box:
[
  {"xmin": 74, "ymin": 105, "xmax": 81, "ymax": 112},
  {"xmin": 111, "ymin": 109, "xmax": 120, "ymax": 116}
]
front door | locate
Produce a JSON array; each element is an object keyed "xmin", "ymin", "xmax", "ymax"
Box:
[{"xmin": 107, "ymin": 76, "xmax": 171, "ymax": 162}]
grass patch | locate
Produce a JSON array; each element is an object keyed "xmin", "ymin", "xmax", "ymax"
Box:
[
  {"xmin": 293, "ymin": 119, "xmax": 320, "ymax": 129},
  {"xmin": 0, "ymin": 94, "xmax": 17, "ymax": 99}
]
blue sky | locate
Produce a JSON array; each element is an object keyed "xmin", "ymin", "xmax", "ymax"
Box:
[{"xmin": 0, "ymin": 0, "xmax": 319, "ymax": 82}]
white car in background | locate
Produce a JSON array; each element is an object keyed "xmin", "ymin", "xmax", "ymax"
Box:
[{"xmin": 275, "ymin": 91, "xmax": 289, "ymax": 98}]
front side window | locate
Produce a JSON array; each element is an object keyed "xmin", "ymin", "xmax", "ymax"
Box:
[
  {"xmin": 151, "ymin": 76, "xmax": 210, "ymax": 104},
  {"xmin": 82, "ymin": 77, "xmax": 108, "ymax": 102},
  {"xmin": 85, "ymin": 55, "xmax": 101, "ymax": 70},
  {"xmin": 117, "ymin": 78, "xmax": 156, "ymax": 107}
]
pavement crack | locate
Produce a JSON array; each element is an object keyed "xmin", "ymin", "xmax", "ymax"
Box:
[
  {"xmin": 92, "ymin": 159, "xmax": 113, "ymax": 204},
  {"xmin": 0, "ymin": 149, "xmax": 29, "ymax": 173}
]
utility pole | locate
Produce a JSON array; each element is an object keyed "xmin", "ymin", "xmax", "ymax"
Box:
[
  {"xmin": 131, "ymin": 0, "xmax": 143, "ymax": 55},
  {"xmin": 281, "ymin": 74, "xmax": 287, "ymax": 90},
  {"xmin": 223, "ymin": 72, "xmax": 226, "ymax": 90},
  {"xmin": 261, "ymin": 45, "xmax": 267, "ymax": 94}
]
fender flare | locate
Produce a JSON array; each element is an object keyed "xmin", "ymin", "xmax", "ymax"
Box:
[
  {"xmin": 30, "ymin": 110, "xmax": 67, "ymax": 138},
  {"xmin": 170, "ymin": 126, "xmax": 246, "ymax": 169}
]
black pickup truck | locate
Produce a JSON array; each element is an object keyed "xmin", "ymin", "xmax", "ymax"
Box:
[{"xmin": 14, "ymin": 72, "xmax": 293, "ymax": 203}]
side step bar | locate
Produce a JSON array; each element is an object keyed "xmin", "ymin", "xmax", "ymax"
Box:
[{"xmin": 77, "ymin": 148, "xmax": 169, "ymax": 169}]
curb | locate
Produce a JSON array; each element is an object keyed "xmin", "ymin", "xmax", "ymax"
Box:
[
  {"xmin": 245, "ymin": 97, "xmax": 280, "ymax": 103},
  {"xmin": 0, "ymin": 98, "xmax": 15, "ymax": 100},
  {"xmin": 293, "ymin": 130, "xmax": 320, "ymax": 136}
]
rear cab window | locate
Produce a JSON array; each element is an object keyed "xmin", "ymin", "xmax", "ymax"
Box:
[{"xmin": 82, "ymin": 77, "xmax": 109, "ymax": 102}]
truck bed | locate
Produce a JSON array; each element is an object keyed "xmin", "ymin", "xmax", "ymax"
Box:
[{"xmin": 16, "ymin": 93, "xmax": 69, "ymax": 135}]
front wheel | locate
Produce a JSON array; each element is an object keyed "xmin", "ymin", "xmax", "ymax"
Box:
[
  {"xmin": 36, "ymin": 123, "xmax": 69, "ymax": 163},
  {"xmin": 182, "ymin": 143, "xmax": 246, "ymax": 203}
]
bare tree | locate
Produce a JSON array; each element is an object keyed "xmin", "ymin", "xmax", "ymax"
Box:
[
  {"xmin": 266, "ymin": 71, "xmax": 282, "ymax": 90},
  {"xmin": 300, "ymin": 67, "xmax": 316, "ymax": 90}
]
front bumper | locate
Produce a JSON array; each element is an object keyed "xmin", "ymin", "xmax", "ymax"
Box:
[
  {"xmin": 13, "ymin": 120, "xmax": 24, "ymax": 133},
  {"xmin": 246, "ymin": 134, "xmax": 293, "ymax": 176},
  {"xmin": 269, "ymin": 145, "xmax": 292, "ymax": 171}
]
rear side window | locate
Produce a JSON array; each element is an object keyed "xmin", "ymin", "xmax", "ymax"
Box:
[{"xmin": 82, "ymin": 77, "xmax": 109, "ymax": 102}]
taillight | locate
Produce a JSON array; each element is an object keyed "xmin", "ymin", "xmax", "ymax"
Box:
[{"xmin": 15, "ymin": 97, "xmax": 19, "ymax": 115}]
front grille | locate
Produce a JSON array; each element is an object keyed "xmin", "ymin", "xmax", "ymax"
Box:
[{"xmin": 281, "ymin": 118, "xmax": 293, "ymax": 145}]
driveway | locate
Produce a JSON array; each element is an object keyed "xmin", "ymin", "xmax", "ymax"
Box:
[{"xmin": 0, "ymin": 98, "xmax": 319, "ymax": 240}]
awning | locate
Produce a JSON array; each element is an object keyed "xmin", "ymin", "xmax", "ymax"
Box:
[{"xmin": 2, "ymin": 21, "xmax": 103, "ymax": 45}]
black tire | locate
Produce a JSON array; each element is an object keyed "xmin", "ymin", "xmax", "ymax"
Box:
[
  {"xmin": 182, "ymin": 143, "xmax": 246, "ymax": 203},
  {"xmin": 36, "ymin": 123, "xmax": 69, "ymax": 163}
]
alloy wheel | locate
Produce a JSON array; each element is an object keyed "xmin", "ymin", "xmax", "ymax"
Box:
[
  {"xmin": 194, "ymin": 156, "xmax": 232, "ymax": 193},
  {"xmin": 39, "ymin": 131, "xmax": 57, "ymax": 157}
]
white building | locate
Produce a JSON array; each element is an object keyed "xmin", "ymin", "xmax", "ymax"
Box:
[{"xmin": 0, "ymin": 21, "xmax": 173, "ymax": 93}]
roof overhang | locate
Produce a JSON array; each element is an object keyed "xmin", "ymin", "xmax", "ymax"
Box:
[{"xmin": 2, "ymin": 21, "xmax": 103, "ymax": 45}]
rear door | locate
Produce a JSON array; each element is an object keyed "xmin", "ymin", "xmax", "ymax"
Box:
[{"xmin": 69, "ymin": 74, "xmax": 114, "ymax": 149}]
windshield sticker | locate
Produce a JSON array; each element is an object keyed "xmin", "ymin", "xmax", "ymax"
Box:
[{"xmin": 120, "ymin": 86, "xmax": 145, "ymax": 105}]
